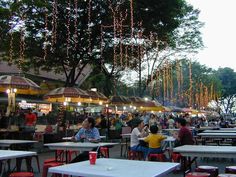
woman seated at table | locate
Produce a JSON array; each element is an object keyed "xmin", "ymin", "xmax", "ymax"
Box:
[
  {"xmin": 70, "ymin": 117, "xmax": 101, "ymax": 163},
  {"xmin": 130, "ymin": 119, "xmax": 149, "ymax": 160},
  {"xmin": 143, "ymin": 125, "xmax": 166, "ymax": 157}
]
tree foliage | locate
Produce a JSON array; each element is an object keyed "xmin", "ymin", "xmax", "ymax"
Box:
[
  {"xmin": 0, "ymin": 0, "xmax": 203, "ymax": 95},
  {"xmin": 215, "ymin": 67, "xmax": 236, "ymax": 114}
]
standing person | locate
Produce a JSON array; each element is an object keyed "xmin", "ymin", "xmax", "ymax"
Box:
[
  {"xmin": 24, "ymin": 108, "xmax": 37, "ymax": 139},
  {"xmin": 71, "ymin": 117, "xmax": 100, "ymax": 163},
  {"xmin": 143, "ymin": 125, "xmax": 166, "ymax": 156},
  {"xmin": 130, "ymin": 119, "xmax": 149, "ymax": 160},
  {"xmin": 25, "ymin": 108, "xmax": 37, "ymax": 127},
  {"xmin": 173, "ymin": 118, "xmax": 194, "ymax": 146}
]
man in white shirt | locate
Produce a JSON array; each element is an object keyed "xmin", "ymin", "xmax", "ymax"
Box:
[{"xmin": 130, "ymin": 119, "xmax": 149, "ymax": 159}]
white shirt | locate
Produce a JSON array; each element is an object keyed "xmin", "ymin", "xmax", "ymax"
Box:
[{"xmin": 130, "ymin": 127, "xmax": 141, "ymax": 147}]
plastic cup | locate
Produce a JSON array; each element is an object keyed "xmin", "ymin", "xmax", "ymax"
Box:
[{"xmin": 89, "ymin": 151, "xmax": 97, "ymax": 165}]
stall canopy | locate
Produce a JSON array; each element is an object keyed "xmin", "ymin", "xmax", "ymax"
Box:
[
  {"xmin": 44, "ymin": 87, "xmax": 108, "ymax": 104},
  {"xmin": 86, "ymin": 90, "xmax": 108, "ymax": 104},
  {"xmin": 109, "ymin": 96, "xmax": 132, "ymax": 106},
  {"xmin": 0, "ymin": 75, "xmax": 40, "ymax": 95},
  {"xmin": 44, "ymin": 87, "xmax": 89, "ymax": 103}
]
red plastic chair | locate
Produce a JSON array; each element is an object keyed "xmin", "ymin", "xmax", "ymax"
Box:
[
  {"xmin": 42, "ymin": 161, "xmax": 64, "ymax": 177},
  {"xmin": 171, "ymin": 152, "xmax": 182, "ymax": 162},
  {"xmin": 100, "ymin": 147, "xmax": 109, "ymax": 158},
  {"xmin": 128, "ymin": 150, "xmax": 143, "ymax": 160},
  {"xmin": 186, "ymin": 172, "xmax": 211, "ymax": 177},
  {"xmin": 9, "ymin": 172, "xmax": 34, "ymax": 177},
  {"xmin": 195, "ymin": 166, "xmax": 219, "ymax": 177},
  {"xmin": 67, "ymin": 150, "xmax": 78, "ymax": 162},
  {"xmin": 148, "ymin": 153, "xmax": 166, "ymax": 162}
]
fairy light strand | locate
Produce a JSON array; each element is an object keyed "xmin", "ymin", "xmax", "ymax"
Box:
[
  {"xmin": 43, "ymin": 4, "xmax": 48, "ymax": 60},
  {"xmin": 130, "ymin": 0, "xmax": 134, "ymax": 61},
  {"xmin": 9, "ymin": 15, "xmax": 13, "ymax": 64},
  {"xmin": 66, "ymin": 0, "xmax": 71, "ymax": 58},
  {"xmin": 19, "ymin": 16, "xmax": 25, "ymax": 75},
  {"xmin": 87, "ymin": 0, "xmax": 92, "ymax": 55},
  {"xmin": 51, "ymin": 0, "xmax": 58, "ymax": 52},
  {"xmin": 74, "ymin": 0, "xmax": 78, "ymax": 51},
  {"xmin": 189, "ymin": 60, "xmax": 192, "ymax": 107}
]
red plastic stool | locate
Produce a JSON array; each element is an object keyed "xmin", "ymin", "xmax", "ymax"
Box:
[
  {"xmin": 100, "ymin": 147, "xmax": 109, "ymax": 158},
  {"xmin": 128, "ymin": 150, "xmax": 143, "ymax": 160},
  {"xmin": 225, "ymin": 166, "xmax": 236, "ymax": 174},
  {"xmin": 218, "ymin": 174, "xmax": 236, "ymax": 177},
  {"xmin": 195, "ymin": 166, "xmax": 219, "ymax": 177},
  {"xmin": 42, "ymin": 162, "xmax": 64, "ymax": 177},
  {"xmin": 148, "ymin": 153, "xmax": 166, "ymax": 162},
  {"xmin": 172, "ymin": 152, "xmax": 182, "ymax": 162},
  {"xmin": 186, "ymin": 172, "xmax": 211, "ymax": 177},
  {"xmin": 9, "ymin": 172, "xmax": 34, "ymax": 177}
]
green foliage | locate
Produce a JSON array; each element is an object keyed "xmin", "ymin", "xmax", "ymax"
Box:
[
  {"xmin": 216, "ymin": 67, "xmax": 236, "ymax": 98},
  {"xmin": 0, "ymin": 0, "xmax": 203, "ymax": 94}
]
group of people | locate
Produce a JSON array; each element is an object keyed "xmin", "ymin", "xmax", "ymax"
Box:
[
  {"xmin": 0, "ymin": 108, "xmax": 37, "ymax": 130},
  {"xmin": 69, "ymin": 115, "xmax": 194, "ymax": 163},
  {"xmin": 130, "ymin": 117, "xmax": 194, "ymax": 160}
]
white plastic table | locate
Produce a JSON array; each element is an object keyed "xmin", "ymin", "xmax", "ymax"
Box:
[
  {"xmin": 173, "ymin": 145, "xmax": 236, "ymax": 176},
  {"xmin": 0, "ymin": 150, "xmax": 36, "ymax": 160},
  {"xmin": 0, "ymin": 150, "xmax": 37, "ymax": 177},
  {"xmin": 45, "ymin": 142, "xmax": 118, "ymax": 151},
  {"xmin": 203, "ymin": 130, "xmax": 236, "ymax": 133},
  {"xmin": 0, "ymin": 139, "xmax": 37, "ymax": 149},
  {"xmin": 198, "ymin": 132, "xmax": 236, "ymax": 145},
  {"xmin": 198, "ymin": 132, "xmax": 236, "ymax": 138},
  {"xmin": 49, "ymin": 158, "xmax": 179, "ymax": 177},
  {"xmin": 45, "ymin": 142, "xmax": 118, "ymax": 163},
  {"xmin": 173, "ymin": 145, "xmax": 236, "ymax": 158},
  {"xmin": 62, "ymin": 136, "xmax": 106, "ymax": 141}
]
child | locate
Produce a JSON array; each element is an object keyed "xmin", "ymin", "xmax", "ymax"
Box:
[{"xmin": 143, "ymin": 125, "xmax": 166, "ymax": 157}]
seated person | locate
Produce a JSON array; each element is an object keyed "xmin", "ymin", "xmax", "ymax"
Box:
[
  {"xmin": 130, "ymin": 119, "xmax": 149, "ymax": 160},
  {"xmin": 73, "ymin": 117, "xmax": 100, "ymax": 143},
  {"xmin": 143, "ymin": 125, "xmax": 166, "ymax": 156},
  {"xmin": 71, "ymin": 117, "xmax": 100, "ymax": 163},
  {"xmin": 173, "ymin": 118, "xmax": 194, "ymax": 146}
]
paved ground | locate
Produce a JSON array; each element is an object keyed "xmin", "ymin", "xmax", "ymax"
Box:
[{"xmin": 3, "ymin": 141, "xmax": 236, "ymax": 177}]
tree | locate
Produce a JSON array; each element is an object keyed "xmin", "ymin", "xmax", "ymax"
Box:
[
  {"xmin": 216, "ymin": 67, "xmax": 236, "ymax": 114},
  {"xmin": 0, "ymin": 0, "xmax": 202, "ymax": 93}
]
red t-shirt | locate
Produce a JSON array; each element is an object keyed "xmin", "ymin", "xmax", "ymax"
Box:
[
  {"xmin": 179, "ymin": 126, "xmax": 194, "ymax": 145},
  {"xmin": 25, "ymin": 113, "xmax": 37, "ymax": 126}
]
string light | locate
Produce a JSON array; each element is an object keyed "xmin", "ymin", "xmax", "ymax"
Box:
[
  {"xmin": 73, "ymin": 0, "xmax": 78, "ymax": 51},
  {"xmin": 66, "ymin": 0, "xmax": 71, "ymax": 58},
  {"xmin": 43, "ymin": 4, "xmax": 48, "ymax": 60},
  {"xmin": 130, "ymin": 0, "xmax": 134, "ymax": 61},
  {"xmin": 19, "ymin": 14, "xmax": 25, "ymax": 75},
  {"xmin": 189, "ymin": 60, "xmax": 193, "ymax": 107},
  {"xmin": 87, "ymin": 0, "xmax": 92, "ymax": 55},
  {"xmin": 9, "ymin": 19, "xmax": 13, "ymax": 64},
  {"xmin": 51, "ymin": 0, "xmax": 58, "ymax": 52}
]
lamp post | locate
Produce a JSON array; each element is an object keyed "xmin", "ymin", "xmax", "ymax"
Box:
[{"xmin": 6, "ymin": 88, "xmax": 17, "ymax": 114}]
